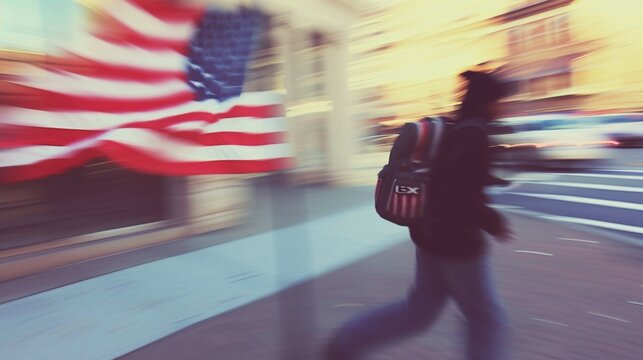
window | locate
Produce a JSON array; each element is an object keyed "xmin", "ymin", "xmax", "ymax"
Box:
[
  {"xmin": 506, "ymin": 14, "xmax": 571, "ymax": 55},
  {"xmin": 507, "ymin": 28, "xmax": 522, "ymax": 54},
  {"xmin": 517, "ymin": 72, "xmax": 571, "ymax": 97},
  {"xmin": 552, "ymin": 15, "xmax": 570, "ymax": 44},
  {"xmin": 530, "ymin": 20, "xmax": 547, "ymax": 49},
  {"xmin": 529, "ymin": 77, "xmax": 548, "ymax": 95},
  {"xmin": 548, "ymin": 72, "xmax": 571, "ymax": 91},
  {"xmin": 0, "ymin": 161, "xmax": 168, "ymax": 250}
]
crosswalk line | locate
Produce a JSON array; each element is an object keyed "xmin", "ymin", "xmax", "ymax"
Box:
[
  {"xmin": 496, "ymin": 206, "xmax": 643, "ymax": 238},
  {"xmin": 491, "ymin": 204, "xmax": 523, "ymax": 210},
  {"xmin": 508, "ymin": 192, "xmax": 643, "ymax": 211},
  {"xmin": 595, "ymin": 169, "xmax": 643, "ymax": 174},
  {"xmin": 551, "ymin": 172, "xmax": 643, "ymax": 181},
  {"xmin": 507, "ymin": 173, "xmax": 559, "ymax": 182},
  {"xmin": 539, "ymin": 214, "xmax": 643, "ymax": 235},
  {"xmin": 521, "ymin": 181, "xmax": 643, "ymax": 193}
]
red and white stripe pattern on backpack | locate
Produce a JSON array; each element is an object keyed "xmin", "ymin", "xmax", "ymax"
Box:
[{"xmin": 385, "ymin": 180, "xmax": 426, "ymax": 220}]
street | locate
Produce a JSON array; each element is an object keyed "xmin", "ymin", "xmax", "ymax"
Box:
[
  {"xmin": 120, "ymin": 214, "xmax": 643, "ymax": 360},
  {"xmin": 487, "ymin": 148, "xmax": 643, "ymax": 243},
  {"xmin": 0, "ymin": 159, "xmax": 641, "ymax": 359},
  {"xmin": 491, "ymin": 168, "xmax": 643, "ymax": 242}
]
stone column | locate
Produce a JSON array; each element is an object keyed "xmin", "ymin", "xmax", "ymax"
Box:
[
  {"xmin": 183, "ymin": 175, "xmax": 250, "ymax": 235},
  {"xmin": 324, "ymin": 30, "xmax": 354, "ymax": 185}
]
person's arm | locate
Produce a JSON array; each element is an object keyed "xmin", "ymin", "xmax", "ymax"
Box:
[{"xmin": 442, "ymin": 127, "xmax": 504, "ymax": 235}]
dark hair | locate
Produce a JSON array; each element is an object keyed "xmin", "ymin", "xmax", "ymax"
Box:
[{"xmin": 457, "ymin": 70, "xmax": 506, "ymax": 120}]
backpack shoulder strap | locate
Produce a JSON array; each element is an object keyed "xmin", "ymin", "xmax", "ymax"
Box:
[
  {"xmin": 427, "ymin": 117, "xmax": 447, "ymax": 162},
  {"xmin": 411, "ymin": 119, "xmax": 430, "ymax": 163}
]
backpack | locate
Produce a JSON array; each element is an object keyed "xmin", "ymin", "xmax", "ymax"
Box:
[{"xmin": 375, "ymin": 117, "xmax": 447, "ymax": 226}]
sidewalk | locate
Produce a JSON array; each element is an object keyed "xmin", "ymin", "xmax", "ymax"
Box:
[
  {"xmin": 120, "ymin": 213, "xmax": 643, "ymax": 360},
  {"xmin": 1, "ymin": 193, "xmax": 641, "ymax": 359},
  {"xmin": 0, "ymin": 198, "xmax": 407, "ymax": 360}
]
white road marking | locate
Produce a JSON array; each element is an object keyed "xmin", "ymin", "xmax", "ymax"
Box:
[
  {"xmin": 486, "ymin": 186, "xmax": 520, "ymax": 195},
  {"xmin": 552, "ymin": 172, "xmax": 643, "ymax": 181},
  {"xmin": 509, "ymin": 192, "xmax": 643, "ymax": 211},
  {"xmin": 522, "ymin": 181, "xmax": 643, "ymax": 193},
  {"xmin": 490, "ymin": 204, "xmax": 523, "ymax": 210},
  {"xmin": 626, "ymin": 301, "xmax": 643, "ymax": 306},
  {"xmin": 491, "ymin": 206, "xmax": 643, "ymax": 241},
  {"xmin": 530, "ymin": 318, "xmax": 569, "ymax": 327},
  {"xmin": 557, "ymin": 237, "xmax": 600, "ymax": 244},
  {"xmin": 513, "ymin": 250, "xmax": 553, "ymax": 256},
  {"xmin": 507, "ymin": 173, "xmax": 559, "ymax": 182},
  {"xmin": 587, "ymin": 311, "xmax": 631, "ymax": 323},
  {"xmin": 540, "ymin": 215, "xmax": 643, "ymax": 235},
  {"xmin": 598, "ymin": 169, "xmax": 643, "ymax": 174}
]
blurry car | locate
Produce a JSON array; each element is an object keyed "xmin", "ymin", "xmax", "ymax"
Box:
[
  {"xmin": 489, "ymin": 114, "xmax": 618, "ymax": 168},
  {"xmin": 586, "ymin": 113, "xmax": 643, "ymax": 148}
]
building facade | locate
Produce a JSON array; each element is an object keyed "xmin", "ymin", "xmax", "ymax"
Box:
[
  {"xmin": 351, "ymin": 0, "xmax": 643, "ymax": 129},
  {"xmin": 0, "ymin": 0, "xmax": 361, "ymax": 281}
]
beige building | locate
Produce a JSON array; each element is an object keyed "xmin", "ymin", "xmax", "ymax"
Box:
[
  {"xmin": 0, "ymin": 0, "xmax": 362, "ymax": 281},
  {"xmin": 492, "ymin": 0, "xmax": 643, "ymax": 114},
  {"xmin": 351, "ymin": 0, "xmax": 643, "ymax": 128}
]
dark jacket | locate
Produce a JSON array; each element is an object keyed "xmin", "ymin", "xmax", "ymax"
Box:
[{"xmin": 390, "ymin": 118, "xmax": 504, "ymax": 259}]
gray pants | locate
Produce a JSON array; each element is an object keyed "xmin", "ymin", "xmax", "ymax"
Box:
[{"xmin": 332, "ymin": 249, "xmax": 509, "ymax": 360}]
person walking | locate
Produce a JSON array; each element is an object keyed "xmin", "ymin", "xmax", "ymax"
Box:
[{"xmin": 326, "ymin": 70, "xmax": 513, "ymax": 360}]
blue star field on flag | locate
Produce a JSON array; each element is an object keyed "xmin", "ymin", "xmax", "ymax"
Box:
[{"xmin": 186, "ymin": 8, "xmax": 265, "ymax": 102}]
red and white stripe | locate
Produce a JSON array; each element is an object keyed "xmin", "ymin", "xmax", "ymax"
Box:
[
  {"xmin": 409, "ymin": 195, "xmax": 418, "ymax": 219},
  {"xmin": 412, "ymin": 120, "xmax": 430, "ymax": 162},
  {"xmin": 0, "ymin": 0, "xmax": 291, "ymax": 183},
  {"xmin": 385, "ymin": 186, "xmax": 424, "ymax": 220}
]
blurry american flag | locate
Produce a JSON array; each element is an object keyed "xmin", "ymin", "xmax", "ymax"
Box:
[{"xmin": 0, "ymin": 0, "xmax": 292, "ymax": 183}]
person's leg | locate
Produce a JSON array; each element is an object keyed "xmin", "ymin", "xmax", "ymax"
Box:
[
  {"xmin": 438, "ymin": 255, "xmax": 510, "ymax": 360},
  {"xmin": 328, "ymin": 249, "xmax": 449, "ymax": 359}
]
